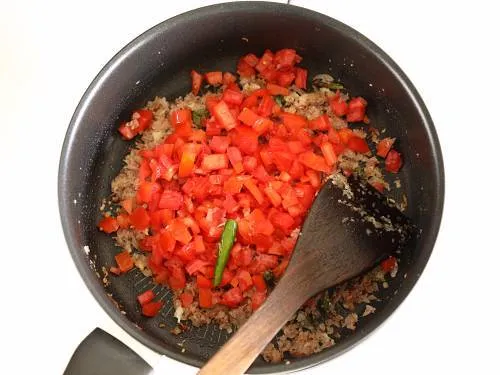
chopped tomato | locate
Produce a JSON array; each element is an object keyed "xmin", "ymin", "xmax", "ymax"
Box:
[
  {"xmin": 320, "ymin": 142, "xmax": 337, "ymax": 167},
  {"xmin": 251, "ymin": 291, "xmax": 267, "ymax": 310},
  {"xmin": 205, "ymin": 71, "xmax": 223, "ymax": 85},
  {"xmin": 142, "ymin": 301, "xmax": 163, "ymax": 317},
  {"xmin": 223, "ymin": 72, "xmax": 237, "ymax": 85},
  {"xmin": 199, "ymin": 288, "xmax": 213, "ymax": 308},
  {"xmin": 381, "ymin": 256, "xmax": 397, "ymax": 272},
  {"xmin": 98, "ymin": 216, "xmax": 119, "ymax": 233},
  {"xmin": 377, "ymin": 137, "xmax": 396, "ymax": 158},
  {"xmin": 170, "ymin": 219, "xmax": 192, "ymax": 245},
  {"xmin": 294, "ymin": 67, "xmax": 307, "ymax": 89},
  {"xmin": 237, "ymin": 58, "xmax": 255, "ymax": 77},
  {"xmin": 222, "ymin": 89, "xmax": 244, "ymax": 106},
  {"xmin": 191, "ymin": 70, "xmax": 203, "ymax": 95},
  {"xmin": 266, "ymin": 83, "xmax": 289, "ymax": 96},
  {"xmin": 298, "ymin": 151, "xmax": 330, "ymax": 173},
  {"xmin": 347, "ymin": 136, "xmax": 370, "ymax": 154},
  {"xmin": 201, "ymin": 154, "xmax": 229, "ymax": 171},
  {"xmin": 159, "ymin": 190, "xmax": 183, "ymax": 210},
  {"xmin": 385, "ymin": 150, "xmax": 403, "ymax": 173},
  {"xmin": 346, "ymin": 97, "xmax": 367, "ymax": 122},
  {"xmin": 243, "ymin": 53, "xmax": 259, "ymax": 67},
  {"xmin": 197, "ymin": 274, "xmax": 212, "ymax": 288},
  {"xmin": 129, "ymin": 207, "xmax": 150, "ymax": 230},
  {"xmin": 180, "ymin": 292, "xmax": 194, "ymax": 307},
  {"xmin": 252, "ymin": 274, "xmax": 267, "ymax": 292},
  {"xmin": 221, "ymin": 287, "xmax": 243, "ymax": 308},
  {"xmin": 232, "ymin": 126, "xmax": 258, "ymax": 155},
  {"xmin": 309, "ymin": 114, "xmax": 330, "ymax": 131},
  {"xmin": 115, "ymin": 251, "xmax": 134, "ymax": 273},
  {"xmin": 329, "ymin": 95, "xmax": 348, "ymax": 117},
  {"xmin": 137, "ymin": 290, "xmax": 155, "ymax": 306},
  {"xmin": 213, "ymin": 100, "xmax": 238, "ymax": 130}
]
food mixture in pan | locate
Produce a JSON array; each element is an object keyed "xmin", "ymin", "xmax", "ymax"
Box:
[{"xmin": 98, "ymin": 49, "xmax": 403, "ymax": 361}]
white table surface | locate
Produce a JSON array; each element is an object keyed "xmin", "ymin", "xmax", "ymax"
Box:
[{"xmin": 1, "ymin": 0, "xmax": 499, "ymax": 374}]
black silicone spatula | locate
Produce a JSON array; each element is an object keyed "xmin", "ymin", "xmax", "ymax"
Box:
[{"xmin": 199, "ymin": 176, "xmax": 414, "ymax": 375}]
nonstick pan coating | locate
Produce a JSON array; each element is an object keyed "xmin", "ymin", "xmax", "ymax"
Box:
[{"xmin": 58, "ymin": 2, "xmax": 444, "ymax": 373}]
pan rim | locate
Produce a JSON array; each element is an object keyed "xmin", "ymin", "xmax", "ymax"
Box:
[{"xmin": 58, "ymin": 2, "xmax": 445, "ymax": 373}]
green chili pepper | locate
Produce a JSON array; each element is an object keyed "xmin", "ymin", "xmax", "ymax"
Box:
[
  {"xmin": 274, "ymin": 95, "xmax": 285, "ymax": 106},
  {"xmin": 213, "ymin": 219, "xmax": 238, "ymax": 286}
]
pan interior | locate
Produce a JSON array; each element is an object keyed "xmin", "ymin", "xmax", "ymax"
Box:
[{"xmin": 59, "ymin": 3, "xmax": 443, "ymax": 373}]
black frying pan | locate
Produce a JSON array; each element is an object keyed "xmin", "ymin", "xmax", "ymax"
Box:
[{"xmin": 58, "ymin": 2, "xmax": 444, "ymax": 373}]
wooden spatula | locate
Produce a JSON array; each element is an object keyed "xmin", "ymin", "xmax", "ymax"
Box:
[{"xmin": 198, "ymin": 176, "xmax": 413, "ymax": 375}]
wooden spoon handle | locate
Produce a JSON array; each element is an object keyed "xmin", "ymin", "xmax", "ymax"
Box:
[{"xmin": 197, "ymin": 272, "xmax": 307, "ymax": 375}]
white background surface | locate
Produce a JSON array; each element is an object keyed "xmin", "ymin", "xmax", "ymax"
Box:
[{"xmin": 1, "ymin": 0, "xmax": 499, "ymax": 374}]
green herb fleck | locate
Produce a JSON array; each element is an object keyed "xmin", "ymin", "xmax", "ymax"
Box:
[
  {"xmin": 274, "ymin": 95, "xmax": 285, "ymax": 106},
  {"xmin": 192, "ymin": 109, "xmax": 209, "ymax": 127}
]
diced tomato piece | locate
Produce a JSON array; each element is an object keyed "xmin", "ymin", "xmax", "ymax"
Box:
[
  {"xmin": 329, "ymin": 95, "xmax": 348, "ymax": 117},
  {"xmin": 377, "ymin": 137, "xmax": 396, "ymax": 158},
  {"xmin": 199, "ymin": 288, "xmax": 213, "ymax": 308},
  {"xmin": 98, "ymin": 216, "xmax": 119, "ymax": 233},
  {"xmin": 281, "ymin": 112, "xmax": 307, "ymax": 132},
  {"xmin": 118, "ymin": 123, "xmax": 136, "ymax": 140},
  {"xmin": 213, "ymin": 100, "xmax": 238, "ymax": 130},
  {"xmin": 263, "ymin": 185, "xmax": 282, "ymax": 207},
  {"xmin": 193, "ymin": 235, "xmax": 206, "ymax": 253},
  {"xmin": 273, "ymin": 259, "xmax": 289, "ymax": 277},
  {"xmin": 115, "ymin": 250, "xmax": 134, "ymax": 273},
  {"xmin": 252, "ymin": 274, "xmax": 267, "ymax": 292},
  {"xmin": 249, "ymin": 254, "xmax": 279, "ymax": 274},
  {"xmin": 243, "ymin": 53, "xmax": 259, "ymax": 67},
  {"xmin": 347, "ymin": 136, "xmax": 370, "ymax": 154},
  {"xmin": 201, "ymin": 154, "xmax": 228, "ymax": 171},
  {"xmin": 257, "ymin": 95, "xmax": 275, "ymax": 117},
  {"xmin": 294, "ymin": 67, "xmax": 307, "ymax": 89},
  {"xmin": 272, "ymin": 151, "xmax": 294, "ymax": 172},
  {"xmin": 121, "ymin": 199, "xmax": 134, "ymax": 214},
  {"xmin": 252, "ymin": 165, "xmax": 272, "ymax": 183},
  {"xmin": 185, "ymin": 259, "xmax": 211, "ymax": 275},
  {"xmin": 158, "ymin": 190, "xmax": 183, "ymax": 210},
  {"xmin": 381, "ymin": 256, "xmax": 397, "ymax": 272},
  {"xmin": 180, "ymin": 292, "xmax": 194, "ymax": 307},
  {"xmin": 243, "ymin": 179, "xmax": 264, "ymax": 205},
  {"xmin": 266, "ymin": 83, "xmax": 289, "ymax": 96},
  {"xmin": 298, "ymin": 151, "xmax": 330, "ymax": 172},
  {"xmin": 167, "ymin": 264, "xmax": 186, "ymax": 289},
  {"xmin": 385, "ymin": 150, "xmax": 403, "ymax": 173},
  {"xmin": 129, "ymin": 207, "xmax": 150, "ymax": 230},
  {"xmin": 232, "ymin": 126, "xmax": 258, "ymax": 155},
  {"xmin": 320, "ymin": 142, "xmax": 337, "ymax": 166},
  {"xmin": 277, "ymin": 70, "xmax": 296, "ymax": 87},
  {"xmin": 170, "ymin": 219, "xmax": 192, "ymax": 245},
  {"xmin": 238, "ymin": 107, "xmax": 260, "ymax": 127},
  {"xmin": 159, "ymin": 230, "xmax": 175, "ymax": 255},
  {"xmin": 135, "ymin": 109, "xmax": 153, "ymax": 133},
  {"xmin": 209, "ymin": 136, "xmax": 230, "ymax": 154},
  {"xmin": 338, "ymin": 128, "xmax": 354, "ymax": 144},
  {"xmin": 197, "ymin": 274, "xmax": 212, "ymax": 288},
  {"xmin": 222, "ymin": 89, "xmax": 244, "ymax": 106},
  {"xmin": 306, "ymin": 170, "xmax": 320, "ymax": 188},
  {"xmin": 237, "ymin": 270, "xmax": 253, "ymax": 292},
  {"xmin": 205, "ymin": 71, "xmax": 223, "ymax": 85},
  {"xmin": 255, "ymin": 49, "xmax": 274, "ymax": 73},
  {"xmin": 170, "ymin": 108, "xmax": 192, "ymax": 127},
  {"xmin": 116, "ymin": 213, "xmax": 130, "ymax": 229},
  {"xmin": 191, "ymin": 70, "xmax": 203, "ymax": 95},
  {"xmin": 223, "ymin": 72, "xmax": 237, "ymax": 85},
  {"xmin": 371, "ymin": 181, "xmax": 385, "ymax": 193},
  {"xmin": 346, "ymin": 97, "xmax": 367, "ymax": 122},
  {"xmin": 274, "ymin": 49, "xmax": 297, "ymax": 68},
  {"xmin": 223, "ymin": 176, "xmax": 244, "ymax": 194},
  {"xmin": 142, "ymin": 301, "xmax": 163, "ymax": 317},
  {"xmin": 221, "ymin": 287, "xmax": 243, "ymax": 308},
  {"xmin": 177, "ymin": 242, "xmax": 196, "ymax": 263},
  {"xmin": 243, "ymin": 156, "xmax": 258, "ymax": 172},
  {"xmin": 109, "ymin": 266, "xmax": 121, "ymax": 275},
  {"xmin": 237, "ymin": 58, "xmax": 256, "ymax": 77},
  {"xmin": 251, "ymin": 291, "xmax": 267, "ymax": 310},
  {"xmin": 309, "ymin": 114, "xmax": 330, "ymax": 131},
  {"xmin": 137, "ymin": 290, "xmax": 155, "ymax": 306}
]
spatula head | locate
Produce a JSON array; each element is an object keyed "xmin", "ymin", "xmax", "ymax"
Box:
[{"xmin": 290, "ymin": 176, "xmax": 414, "ymax": 294}]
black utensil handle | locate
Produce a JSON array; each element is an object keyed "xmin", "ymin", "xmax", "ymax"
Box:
[{"xmin": 64, "ymin": 328, "xmax": 152, "ymax": 375}]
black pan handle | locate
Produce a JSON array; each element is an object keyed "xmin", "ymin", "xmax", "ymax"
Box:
[{"xmin": 64, "ymin": 328, "xmax": 152, "ymax": 375}]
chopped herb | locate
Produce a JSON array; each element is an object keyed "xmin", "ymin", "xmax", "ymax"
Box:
[
  {"xmin": 192, "ymin": 109, "xmax": 209, "ymax": 127},
  {"xmin": 327, "ymin": 82, "xmax": 344, "ymax": 90},
  {"xmin": 274, "ymin": 95, "xmax": 285, "ymax": 106},
  {"xmin": 317, "ymin": 291, "xmax": 332, "ymax": 317}
]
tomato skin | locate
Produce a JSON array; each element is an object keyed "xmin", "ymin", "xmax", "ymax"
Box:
[
  {"xmin": 213, "ymin": 101, "xmax": 238, "ymax": 130},
  {"xmin": 329, "ymin": 95, "xmax": 348, "ymax": 117},
  {"xmin": 381, "ymin": 256, "xmax": 397, "ymax": 272},
  {"xmin": 129, "ymin": 207, "xmax": 150, "ymax": 230},
  {"xmin": 222, "ymin": 89, "xmax": 244, "ymax": 106},
  {"xmin": 142, "ymin": 301, "xmax": 163, "ymax": 317},
  {"xmin": 98, "ymin": 216, "xmax": 119, "ymax": 233},
  {"xmin": 346, "ymin": 97, "xmax": 367, "ymax": 122},
  {"xmin": 221, "ymin": 287, "xmax": 243, "ymax": 308},
  {"xmin": 385, "ymin": 150, "xmax": 403, "ymax": 173}
]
